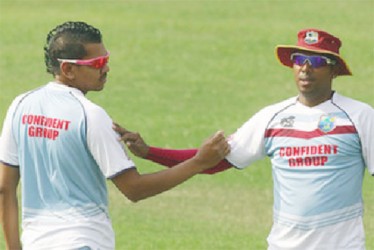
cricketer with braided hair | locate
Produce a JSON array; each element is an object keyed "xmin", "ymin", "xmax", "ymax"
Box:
[
  {"xmin": 0, "ymin": 21, "xmax": 229, "ymax": 250},
  {"xmin": 114, "ymin": 29, "xmax": 374, "ymax": 249}
]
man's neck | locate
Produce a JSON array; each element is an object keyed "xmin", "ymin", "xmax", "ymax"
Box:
[{"xmin": 298, "ymin": 91, "xmax": 334, "ymax": 107}]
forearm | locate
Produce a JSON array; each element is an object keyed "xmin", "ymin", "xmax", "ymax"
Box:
[
  {"xmin": 113, "ymin": 157, "xmax": 208, "ymax": 202},
  {"xmin": 113, "ymin": 130, "xmax": 230, "ymax": 202},
  {"xmin": 146, "ymin": 147, "xmax": 196, "ymax": 166},
  {"xmin": 0, "ymin": 191, "xmax": 21, "ymax": 249},
  {"xmin": 0, "ymin": 163, "xmax": 21, "ymax": 249},
  {"xmin": 113, "ymin": 124, "xmax": 232, "ymax": 173},
  {"xmin": 146, "ymin": 147, "xmax": 232, "ymax": 174}
]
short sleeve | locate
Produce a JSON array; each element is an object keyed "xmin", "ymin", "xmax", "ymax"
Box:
[
  {"xmin": 85, "ymin": 104, "xmax": 135, "ymax": 178},
  {"xmin": 226, "ymin": 108, "xmax": 270, "ymax": 168},
  {"xmin": 0, "ymin": 94, "xmax": 26, "ymax": 166},
  {"xmin": 359, "ymin": 106, "xmax": 374, "ymax": 175},
  {"xmin": 334, "ymin": 94, "xmax": 374, "ymax": 175}
]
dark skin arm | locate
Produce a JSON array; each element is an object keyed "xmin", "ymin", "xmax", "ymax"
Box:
[
  {"xmin": 111, "ymin": 129, "xmax": 230, "ymax": 202},
  {"xmin": 112, "ymin": 123, "xmax": 233, "ymax": 174},
  {"xmin": 0, "ymin": 163, "xmax": 21, "ymax": 250}
]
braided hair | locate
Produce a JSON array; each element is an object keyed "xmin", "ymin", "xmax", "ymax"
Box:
[{"xmin": 44, "ymin": 21, "xmax": 102, "ymax": 76}]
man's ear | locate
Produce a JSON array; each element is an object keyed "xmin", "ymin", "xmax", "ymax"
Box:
[{"xmin": 60, "ymin": 62, "xmax": 75, "ymax": 80}]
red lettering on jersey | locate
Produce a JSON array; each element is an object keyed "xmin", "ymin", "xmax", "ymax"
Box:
[
  {"xmin": 289, "ymin": 156, "xmax": 329, "ymax": 167},
  {"xmin": 280, "ymin": 144, "xmax": 335, "ymax": 168},
  {"xmin": 23, "ymin": 114, "xmax": 70, "ymax": 140},
  {"xmin": 28, "ymin": 126, "xmax": 59, "ymax": 140},
  {"xmin": 22, "ymin": 114, "xmax": 71, "ymax": 130},
  {"xmin": 279, "ymin": 145, "xmax": 338, "ymax": 157}
]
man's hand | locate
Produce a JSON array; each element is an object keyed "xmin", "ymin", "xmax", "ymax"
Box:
[
  {"xmin": 192, "ymin": 130, "xmax": 230, "ymax": 171},
  {"xmin": 113, "ymin": 122, "xmax": 149, "ymax": 158},
  {"xmin": 111, "ymin": 130, "xmax": 230, "ymax": 202}
]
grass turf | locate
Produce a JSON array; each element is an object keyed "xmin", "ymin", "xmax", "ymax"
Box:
[{"xmin": 0, "ymin": 1, "xmax": 373, "ymax": 249}]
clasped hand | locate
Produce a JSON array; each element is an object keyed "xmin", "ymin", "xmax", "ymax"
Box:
[{"xmin": 113, "ymin": 122, "xmax": 230, "ymax": 170}]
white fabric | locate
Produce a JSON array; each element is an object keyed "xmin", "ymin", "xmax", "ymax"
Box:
[
  {"xmin": 22, "ymin": 212, "xmax": 115, "ymax": 250},
  {"xmin": 0, "ymin": 82, "xmax": 135, "ymax": 249},
  {"xmin": 226, "ymin": 92, "xmax": 373, "ymax": 249},
  {"xmin": 267, "ymin": 217, "xmax": 365, "ymax": 250}
]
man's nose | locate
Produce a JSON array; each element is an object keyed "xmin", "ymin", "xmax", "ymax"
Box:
[{"xmin": 300, "ymin": 61, "xmax": 312, "ymax": 72}]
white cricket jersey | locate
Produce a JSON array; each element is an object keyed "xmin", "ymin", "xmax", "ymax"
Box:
[
  {"xmin": 0, "ymin": 82, "xmax": 135, "ymax": 249},
  {"xmin": 226, "ymin": 92, "xmax": 374, "ymax": 250}
]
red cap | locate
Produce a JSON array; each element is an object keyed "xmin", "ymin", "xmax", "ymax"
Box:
[{"xmin": 275, "ymin": 29, "xmax": 352, "ymax": 76}]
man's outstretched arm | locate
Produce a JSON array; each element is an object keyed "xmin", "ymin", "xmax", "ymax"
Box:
[
  {"xmin": 113, "ymin": 123, "xmax": 232, "ymax": 174},
  {"xmin": 146, "ymin": 147, "xmax": 232, "ymax": 174},
  {"xmin": 111, "ymin": 130, "xmax": 230, "ymax": 202}
]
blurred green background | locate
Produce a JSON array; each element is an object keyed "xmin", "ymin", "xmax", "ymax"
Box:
[{"xmin": 0, "ymin": 0, "xmax": 373, "ymax": 249}]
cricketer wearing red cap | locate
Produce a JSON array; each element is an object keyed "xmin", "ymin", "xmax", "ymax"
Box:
[
  {"xmin": 276, "ymin": 28, "xmax": 352, "ymax": 76},
  {"xmin": 114, "ymin": 29, "xmax": 374, "ymax": 249}
]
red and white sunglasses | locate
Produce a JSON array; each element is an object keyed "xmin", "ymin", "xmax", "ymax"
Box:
[{"xmin": 58, "ymin": 52, "xmax": 110, "ymax": 69}]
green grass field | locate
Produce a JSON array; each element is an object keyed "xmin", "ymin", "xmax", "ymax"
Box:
[{"xmin": 0, "ymin": 0, "xmax": 373, "ymax": 249}]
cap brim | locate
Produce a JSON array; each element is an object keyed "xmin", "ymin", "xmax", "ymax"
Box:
[{"xmin": 275, "ymin": 45, "xmax": 352, "ymax": 76}]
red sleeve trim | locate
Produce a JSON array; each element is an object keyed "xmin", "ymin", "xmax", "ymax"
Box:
[{"xmin": 146, "ymin": 147, "xmax": 232, "ymax": 174}]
